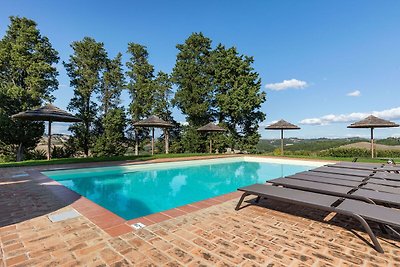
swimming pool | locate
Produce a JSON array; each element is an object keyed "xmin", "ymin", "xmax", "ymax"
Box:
[{"xmin": 43, "ymin": 157, "xmax": 323, "ymax": 220}]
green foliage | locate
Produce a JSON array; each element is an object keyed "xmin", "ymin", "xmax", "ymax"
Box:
[
  {"xmin": 94, "ymin": 52, "xmax": 127, "ymax": 157},
  {"xmin": 126, "ymin": 43, "xmax": 156, "ymax": 154},
  {"xmin": 175, "ymin": 126, "xmax": 208, "ymax": 153},
  {"xmin": 100, "ymin": 53, "xmax": 125, "ymax": 113},
  {"xmin": 212, "ymin": 45, "xmax": 266, "ymax": 151},
  {"xmin": 318, "ymin": 147, "xmax": 372, "ymax": 158},
  {"xmin": 257, "ymin": 138, "xmax": 368, "ymax": 153},
  {"xmin": 0, "ymin": 16, "xmax": 59, "ymax": 161},
  {"xmin": 126, "ymin": 43, "xmax": 155, "ymax": 121},
  {"xmin": 376, "ymin": 137, "xmax": 400, "ymax": 146},
  {"xmin": 25, "ymin": 149, "xmax": 47, "ymax": 160},
  {"xmin": 172, "ymin": 33, "xmax": 266, "ymax": 153},
  {"xmin": 64, "ymin": 37, "xmax": 108, "ymax": 156},
  {"xmin": 51, "ymin": 145, "xmax": 75, "ymax": 159},
  {"xmin": 172, "ymin": 33, "xmax": 214, "ymax": 127},
  {"xmin": 152, "ymin": 71, "xmax": 173, "ymax": 121},
  {"xmin": 93, "ymin": 108, "xmax": 127, "ymax": 157}
]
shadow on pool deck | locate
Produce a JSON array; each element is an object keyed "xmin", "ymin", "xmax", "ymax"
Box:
[
  {"xmin": 240, "ymin": 197, "xmax": 400, "ymax": 251},
  {"xmin": 0, "ymin": 175, "xmax": 80, "ymax": 227}
]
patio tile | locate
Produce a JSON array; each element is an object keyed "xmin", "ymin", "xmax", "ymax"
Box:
[
  {"xmin": 5, "ymin": 254, "xmax": 28, "ymax": 266},
  {"xmin": 144, "ymin": 212, "xmax": 171, "ymax": 223},
  {"xmin": 104, "ymin": 224, "xmax": 133, "ymax": 237},
  {"xmin": 1, "ymin": 156, "xmax": 400, "ymax": 267},
  {"xmin": 162, "ymin": 208, "xmax": 187, "ymax": 218}
]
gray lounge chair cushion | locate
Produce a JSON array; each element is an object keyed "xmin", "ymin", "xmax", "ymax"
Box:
[{"xmin": 337, "ymin": 199, "xmax": 400, "ymax": 227}]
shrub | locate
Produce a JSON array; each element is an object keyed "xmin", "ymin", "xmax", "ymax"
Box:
[
  {"xmin": 25, "ymin": 149, "xmax": 47, "ymax": 160},
  {"xmin": 318, "ymin": 147, "xmax": 400, "ymax": 158}
]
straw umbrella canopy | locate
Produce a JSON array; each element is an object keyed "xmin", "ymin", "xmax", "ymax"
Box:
[
  {"xmin": 197, "ymin": 122, "xmax": 227, "ymax": 154},
  {"xmin": 11, "ymin": 104, "xmax": 81, "ymax": 160},
  {"xmin": 133, "ymin": 115, "xmax": 173, "ymax": 155},
  {"xmin": 266, "ymin": 119, "xmax": 300, "ymax": 155},
  {"xmin": 347, "ymin": 115, "xmax": 399, "ymax": 158}
]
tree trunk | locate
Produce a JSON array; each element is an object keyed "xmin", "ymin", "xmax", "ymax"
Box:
[
  {"xmin": 135, "ymin": 129, "xmax": 139, "ymax": 156},
  {"xmin": 16, "ymin": 143, "xmax": 24, "ymax": 162},
  {"xmin": 165, "ymin": 129, "xmax": 169, "ymax": 154},
  {"xmin": 84, "ymin": 98, "xmax": 90, "ymax": 157}
]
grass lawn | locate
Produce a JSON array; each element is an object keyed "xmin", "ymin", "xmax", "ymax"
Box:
[{"xmin": 1, "ymin": 153, "xmax": 397, "ymax": 168}]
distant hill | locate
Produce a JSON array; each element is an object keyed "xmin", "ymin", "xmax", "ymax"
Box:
[
  {"xmin": 36, "ymin": 134, "xmax": 70, "ymax": 151},
  {"xmin": 339, "ymin": 142, "xmax": 400, "ymax": 151},
  {"xmin": 257, "ymin": 137, "xmax": 368, "ymax": 153}
]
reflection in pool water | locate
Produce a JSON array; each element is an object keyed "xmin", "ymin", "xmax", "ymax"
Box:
[{"xmin": 47, "ymin": 161, "xmax": 312, "ymax": 220}]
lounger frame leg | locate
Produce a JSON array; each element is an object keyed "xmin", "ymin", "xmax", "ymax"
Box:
[
  {"xmin": 351, "ymin": 214, "xmax": 384, "ymax": 253},
  {"xmin": 235, "ymin": 192, "xmax": 250, "ymax": 210}
]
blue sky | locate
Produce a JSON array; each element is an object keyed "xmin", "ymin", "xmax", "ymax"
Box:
[{"xmin": 2, "ymin": 1, "xmax": 400, "ymax": 139}]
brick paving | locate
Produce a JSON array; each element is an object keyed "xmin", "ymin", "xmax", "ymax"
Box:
[{"xmin": 1, "ymin": 157, "xmax": 400, "ymax": 266}]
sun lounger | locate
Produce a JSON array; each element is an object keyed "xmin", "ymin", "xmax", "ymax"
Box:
[
  {"xmin": 288, "ymin": 173, "xmax": 363, "ymax": 187},
  {"xmin": 287, "ymin": 174, "xmax": 400, "ymax": 194},
  {"xmin": 312, "ymin": 166, "xmax": 400, "ymax": 181},
  {"xmin": 236, "ymin": 184, "xmax": 400, "ymax": 253},
  {"xmin": 292, "ymin": 172, "xmax": 400, "ymax": 187},
  {"xmin": 270, "ymin": 177, "xmax": 400, "ymax": 206},
  {"xmin": 312, "ymin": 166, "xmax": 374, "ymax": 177},
  {"xmin": 327, "ymin": 162, "xmax": 400, "ymax": 172}
]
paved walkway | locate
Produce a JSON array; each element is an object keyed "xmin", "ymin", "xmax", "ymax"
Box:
[{"xmin": 1, "ymin": 157, "xmax": 399, "ymax": 266}]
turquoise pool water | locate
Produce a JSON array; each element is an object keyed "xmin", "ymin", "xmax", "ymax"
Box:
[{"xmin": 43, "ymin": 159, "xmax": 315, "ymax": 220}]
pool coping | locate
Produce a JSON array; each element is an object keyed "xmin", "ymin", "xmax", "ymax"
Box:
[{"xmin": 33, "ymin": 155, "xmax": 332, "ymax": 237}]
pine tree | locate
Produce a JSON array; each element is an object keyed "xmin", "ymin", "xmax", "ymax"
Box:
[
  {"xmin": 126, "ymin": 43, "xmax": 155, "ymax": 155},
  {"xmin": 172, "ymin": 33, "xmax": 214, "ymax": 127},
  {"xmin": 64, "ymin": 37, "xmax": 108, "ymax": 157},
  {"xmin": 0, "ymin": 16, "xmax": 59, "ymax": 161},
  {"xmin": 93, "ymin": 53, "xmax": 127, "ymax": 156}
]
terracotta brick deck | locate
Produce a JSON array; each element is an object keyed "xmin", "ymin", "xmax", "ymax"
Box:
[{"xmin": 1, "ymin": 156, "xmax": 399, "ymax": 266}]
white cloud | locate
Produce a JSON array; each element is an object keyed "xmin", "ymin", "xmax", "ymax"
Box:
[
  {"xmin": 265, "ymin": 79, "xmax": 308, "ymax": 91},
  {"xmin": 347, "ymin": 90, "xmax": 361, "ymax": 97},
  {"xmin": 300, "ymin": 107, "xmax": 400, "ymax": 125}
]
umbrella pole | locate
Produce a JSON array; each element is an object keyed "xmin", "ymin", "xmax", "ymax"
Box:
[
  {"xmin": 371, "ymin": 128, "xmax": 374, "ymax": 158},
  {"xmin": 47, "ymin": 120, "xmax": 52, "ymax": 160},
  {"xmin": 152, "ymin": 127, "xmax": 155, "ymax": 155},
  {"xmin": 210, "ymin": 139, "xmax": 212, "ymax": 154},
  {"xmin": 165, "ymin": 129, "xmax": 169, "ymax": 154},
  {"xmin": 281, "ymin": 129, "xmax": 284, "ymax": 156}
]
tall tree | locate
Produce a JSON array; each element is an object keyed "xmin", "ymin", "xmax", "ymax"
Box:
[
  {"xmin": 212, "ymin": 45, "xmax": 266, "ymax": 151},
  {"xmin": 93, "ymin": 53, "xmax": 127, "ymax": 156},
  {"xmin": 126, "ymin": 43, "xmax": 155, "ymax": 155},
  {"xmin": 0, "ymin": 16, "xmax": 59, "ymax": 161},
  {"xmin": 99, "ymin": 53, "xmax": 125, "ymax": 114},
  {"xmin": 152, "ymin": 71, "xmax": 180, "ymax": 153},
  {"xmin": 152, "ymin": 71, "xmax": 173, "ymax": 121},
  {"xmin": 172, "ymin": 32, "xmax": 214, "ymax": 127},
  {"xmin": 64, "ymin": 37, "xmax": 107, "ymax": 157}
]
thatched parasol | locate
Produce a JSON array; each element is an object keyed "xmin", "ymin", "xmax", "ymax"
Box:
[
  {"xmin": 12, "ymin": 104, "xmax": 81, "ymax": 160},
  {"xmin": 197, "ymin": 122, "xmax": 227, "ymax": 154},
  {"xmin": 133, "ymin": 115, "xmax": 173, "ymax": 155},
  {"xmin": 347, "ymin": 115, "xmax": 399, "ymax": 158},
  {"xmin": 266, "ymin": 119, "xmax": 300, "ymax": 155}
]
